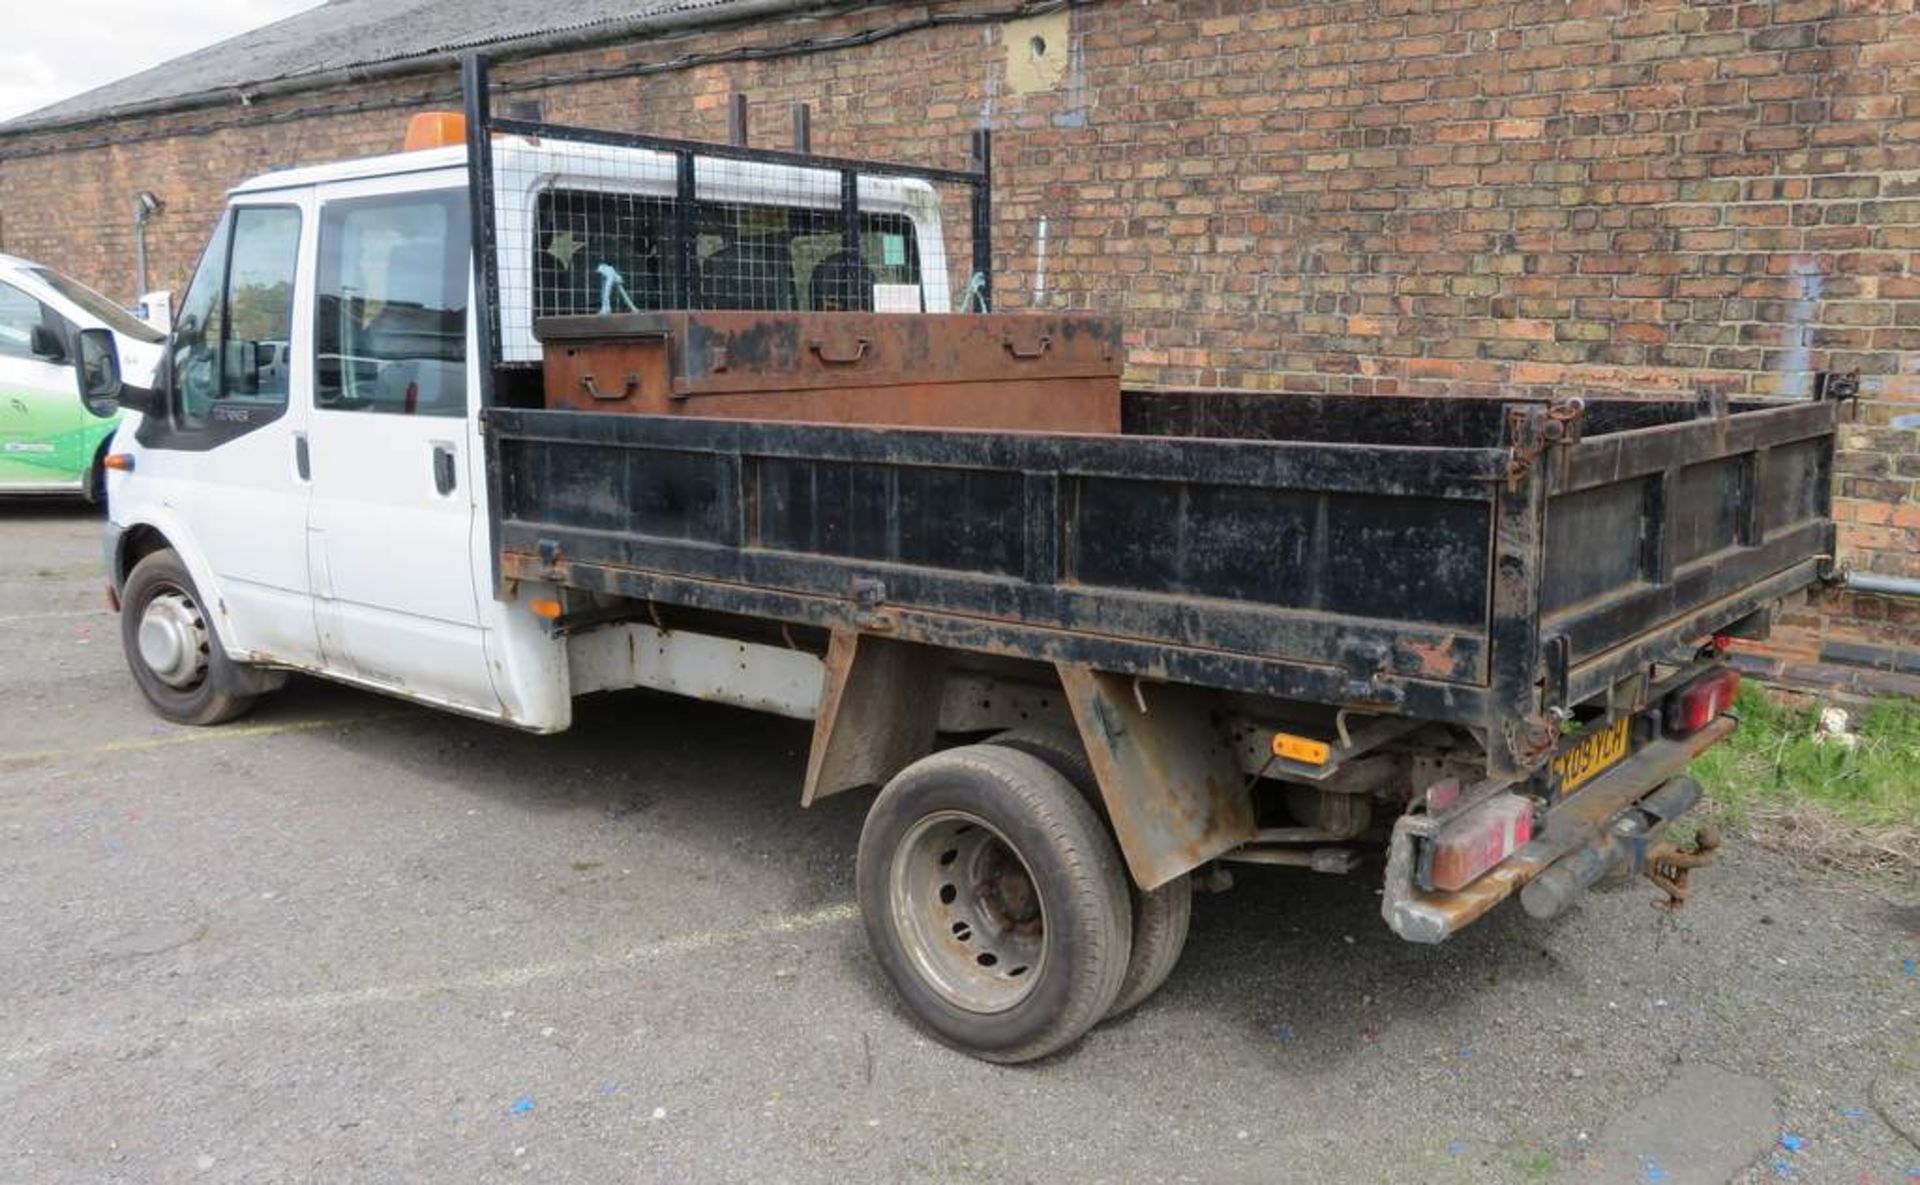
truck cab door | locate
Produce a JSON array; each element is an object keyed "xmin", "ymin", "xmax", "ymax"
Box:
[
  {"xmin": 303, "ymin": 182, "xmax": 499, "ymax": 714},
  {"xmin": 129, "ymin": 202, "xmax": 322, "ymax": 668},
  {"xmin": 0, "ymin": 283, "xmax": 87, "ymax": 492}
]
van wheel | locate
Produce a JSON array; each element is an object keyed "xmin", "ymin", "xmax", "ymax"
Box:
[
  {"xmin": 990, "ymin": 727, "xmax": 1194, "ymax": 1018},
  {"xmin": 857, "ymin": 744, "xmax": 1132, "ymax": 1063},
  {"xmin": 120, "ymin": 548, "xmax": 258, "ymax": 726}
]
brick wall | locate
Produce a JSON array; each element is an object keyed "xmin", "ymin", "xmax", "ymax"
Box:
[{"xmin": 2, "ymin": 0, "xmax": 1916, "ymax": 670}]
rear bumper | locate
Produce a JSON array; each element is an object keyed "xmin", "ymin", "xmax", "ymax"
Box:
[{"xmin": 1382, "ymin": 715, "xmax": 1734, "ymax": 943}]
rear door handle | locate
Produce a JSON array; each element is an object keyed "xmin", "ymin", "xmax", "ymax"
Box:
[
  {"xmin": 293, "ymin": 432, "xmax": 310, "ymax": 481},
  {"xmin": 432, "ymin": 443, "xmax": 456, "ymax": 495}
]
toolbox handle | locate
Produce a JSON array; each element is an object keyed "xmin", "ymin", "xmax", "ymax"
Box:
[
  {"xmin": 580, "ymin": 372, "xmax": 639, "ymax": 401},
  {"xmin": 1002, "ymin": 331, "xmax": 1053, "ymax": 360},
  {"xmin": 808, "ymin": 336, "xmax": 871, "ymax": 365}
]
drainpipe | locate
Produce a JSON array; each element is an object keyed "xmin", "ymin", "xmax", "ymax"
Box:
[
  {"xmin": 1846, "ymin": 571, "xmax": 1920, "ymax": 599},
  {"xmin": 132, "ymin": 190, "xmax": 162, "ymax": 297}
]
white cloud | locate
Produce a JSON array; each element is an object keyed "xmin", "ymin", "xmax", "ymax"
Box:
[{"xmin": 0, "ymin": 0, "xmax": 320, "ymax": 121}]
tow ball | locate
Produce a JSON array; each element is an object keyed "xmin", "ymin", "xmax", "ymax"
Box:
[{"xmin": 1643, "ymin": 825, "xmax": 1719, "ymax": 911}]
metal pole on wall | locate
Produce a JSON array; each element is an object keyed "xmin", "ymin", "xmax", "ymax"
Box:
[
  {"xmin": 969, "ymin": 128, "xmax": 992, "ymax": 313},
  {"xmin": 133, "ymin": 190, "xmax": 162, "ymax": 298}
]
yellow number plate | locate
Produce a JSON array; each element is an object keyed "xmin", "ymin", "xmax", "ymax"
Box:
[{"xmin": 1552, "ymin": 716, "xmax": 1632, "ymax": 796}]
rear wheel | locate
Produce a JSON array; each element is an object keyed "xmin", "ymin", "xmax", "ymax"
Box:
[
  {"xmin": 119, "ymin": 549, "xmax": 258, "ymax": 726},
  {"xmin": 856, "ymin": 744, "xmax": 1132, "ymax": 1063},
  {"xmin": 990, "ymin": 727, "xmax": 1193, "ymax": 1018}
]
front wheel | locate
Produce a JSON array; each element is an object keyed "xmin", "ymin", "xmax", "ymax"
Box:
[
  {"xmin": 856, "ymin": 744, "xmax": 1133, "ymax": 1063},
  {"xmin": 120, "ymin": 548, "xmax": 258, "ymax": 726}
]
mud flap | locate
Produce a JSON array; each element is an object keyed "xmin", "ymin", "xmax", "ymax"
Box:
[
  {"xmin": 801, "ymin": 630, "xmax": 944, "ymax": 805},
  {"xmin": 1056, "ymin": 665, "xmax": 1255, "ymax": 891}
]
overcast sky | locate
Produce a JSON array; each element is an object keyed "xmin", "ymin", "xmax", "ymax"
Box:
[{"xmin": 0, "ymin": 0, "xmax": 320, "ymax": 122}]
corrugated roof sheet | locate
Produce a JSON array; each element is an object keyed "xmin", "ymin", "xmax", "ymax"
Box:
[{"xmin": 5, "ymin": 0, "xmax": 781, "ymax": 133}]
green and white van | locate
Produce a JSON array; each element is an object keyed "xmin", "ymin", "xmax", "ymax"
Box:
[{"xmin": 0, "ymin": 254, "xmax": 165, "ymax": 500}]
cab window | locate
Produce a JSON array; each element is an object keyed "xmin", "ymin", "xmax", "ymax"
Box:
[
  {"xmin": 170, "ymin": 205, "xmax": 301, "ymax": 431},
  {"xmin": 314, "ymin": 191, "xmax": 469, "ymax": 417}
]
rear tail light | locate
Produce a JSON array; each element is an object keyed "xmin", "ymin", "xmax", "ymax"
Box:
[
  {"xmin": 1663, "ymin": 667, "xmax": 1739, "ymax": 738},
  {"xmin": 1427, "ymin": 793, "xmax": 1534, "ymax": 892}
]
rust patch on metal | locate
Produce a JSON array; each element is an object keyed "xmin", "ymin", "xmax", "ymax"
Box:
[{"xmin": 1401, "ymin": 635, "xmax": 1459, "ymax": 680}]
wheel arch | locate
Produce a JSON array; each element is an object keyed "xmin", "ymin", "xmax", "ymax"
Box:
[
  {"xmin": 110, "ymin": 513, "xmax": 239, "ymax": 655},
  {"xmin": 85, "ymin": 435, "xmax": 114, "ymax": 504},
  {"xmin": 115, "ymin": 522, "xmax": 173, "ymax": 586}
]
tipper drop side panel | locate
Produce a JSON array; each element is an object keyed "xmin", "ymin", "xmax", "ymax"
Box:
[{"xmin": 487, "ymin": 376, "xmax": 1838, "ymax": 779}]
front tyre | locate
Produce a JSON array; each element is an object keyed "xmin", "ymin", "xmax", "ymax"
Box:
[
  {"xmin": 119, "ymin": 548, "xmax": 258, "ymax": 726},
  {"xmin": 856, "ymin": 744, "xmax": 1133, "ymax": 1063}
]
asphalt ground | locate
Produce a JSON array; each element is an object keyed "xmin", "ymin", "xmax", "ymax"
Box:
[{"xmin": 2, "ymin": 501, "xmax": 1916, "ymax": 1184}]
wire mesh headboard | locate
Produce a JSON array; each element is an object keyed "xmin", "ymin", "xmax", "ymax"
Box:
[{"xmin": 459, "ymin": 56, "xmax": 992, "ymax": 393}]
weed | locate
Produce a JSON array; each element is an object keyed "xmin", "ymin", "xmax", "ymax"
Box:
[{"xmin": 1689, "ymin": 685, "xmax": 1918, "ymax": 878}]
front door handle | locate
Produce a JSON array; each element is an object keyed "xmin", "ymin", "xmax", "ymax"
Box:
[
  {"xmin": 432, "ymin": 443, "xmax": 456, "ymax": 495},
  {"xmin": 293, "ymin": 432, "xmax": 310, "ymax": 481}
]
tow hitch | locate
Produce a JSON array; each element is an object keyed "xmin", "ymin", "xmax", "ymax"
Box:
[{"xmin": 1644, "ymin": 825, "xmax": 1719, "ymax": 911}]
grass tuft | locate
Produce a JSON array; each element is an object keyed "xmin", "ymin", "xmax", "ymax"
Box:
[{"xmin": 1689, "ymin": 684, "xmax": 1919, "ymax": 879}]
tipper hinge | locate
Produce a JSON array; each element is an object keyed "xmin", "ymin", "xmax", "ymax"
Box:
[{"xmin": 1505, "ymin": 398, "xmax": 1585, "ymax": 490}]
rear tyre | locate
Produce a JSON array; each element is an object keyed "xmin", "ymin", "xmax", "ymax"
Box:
[
  {"xmin": 120, "ymin": 548, "xmax": 258, "ymax": 726},
  {"xmin": 856, "ymin": 743, "xmax": 1132, "ymax": 1063},
  {"xmin": 991, "ymin": 726, "xmax": 1193, "ymax": 1018}
]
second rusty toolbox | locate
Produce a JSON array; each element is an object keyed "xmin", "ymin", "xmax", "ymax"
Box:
[{"xmin": 533, "ymin": 311, "xmax": 1125, "ymax": 433}]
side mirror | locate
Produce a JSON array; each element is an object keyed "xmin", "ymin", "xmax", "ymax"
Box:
[
  {"xmin": 74, "ymin": 328, "xmax": 123, "ymax": 417},
  {"xmin": 30, "ymin": 323, "xmax": 67, "ymax": 362}
]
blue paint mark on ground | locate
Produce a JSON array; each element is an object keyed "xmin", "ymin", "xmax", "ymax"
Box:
[{"xmin": 509, "ymin": 1096, "xmax": 534, "ymax": 1116}]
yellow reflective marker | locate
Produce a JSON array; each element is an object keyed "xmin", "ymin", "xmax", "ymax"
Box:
[{"xmin": 1271, "ymin": 732, "xmax": 1332, "ymax": 765}]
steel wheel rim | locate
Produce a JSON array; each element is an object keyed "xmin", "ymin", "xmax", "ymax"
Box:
[
  {"xmin": 888, "ymin": 809, "xmax": 1048, "ymax": 1014},
  {"xmin": 137, "ymin": 587, "xmax": 210, "ymax": 689}
]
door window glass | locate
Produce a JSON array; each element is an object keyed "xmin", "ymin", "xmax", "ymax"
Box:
[
  {"xmin": 0, "ymin": 283, "xmax": 71, "ymax": 362},
  {"xmin": 171, "ymin": 206, "xmax": 300, "ymax": 428},
  {"xmin": 315, "ymin": 191, "xmax": 469, "ymax": 417},
  {"xmin": 0, "ymin": 283, "xmax": 43, "ymax": 360}
]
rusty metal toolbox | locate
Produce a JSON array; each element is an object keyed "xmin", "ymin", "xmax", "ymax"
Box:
[{"xmin": 533, "ymin": 311, "xmax": 1124, "ymax": 433}]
